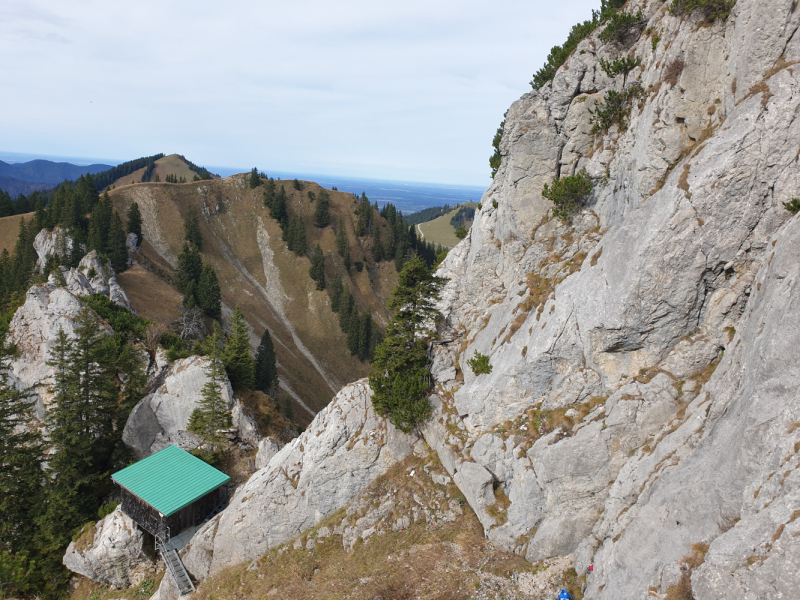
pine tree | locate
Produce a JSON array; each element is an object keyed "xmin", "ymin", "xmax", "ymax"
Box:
[
  {"xmin": 372, "ymin": 225, "xmax": 383, "ymax": 262},
  {"xmin": 197, "ymin": 264, "xmax": 221, "ymax": 318},
  {"xmin": 40, "ymin": 311, "xmax": 119, "ymax": 556},
  {"xmin": 254, "ymin": 328, "xmax": 278, "ymax": 396},
  {"xmin": 338, "ymin": 288, "xmax": 355, "ymax": 331},
  {"xmin": 175, "ymin": 242, "xmax": 202, "ymax": 297},
  {"xmin": 11, "ymin": 218, "xmax": 37, "ymax": 291},
  {"xmin": 336, "ymin": 220, "xmax": 351, "ymax": 270},
  {"xmin": 126, "ymin": 202, "xmax": 142, "ymax": 243},
  {"xmin": 87, "ymin": 193, "xmax": 112, "ymax": 254},
  {"xmin": 187, "ymin": 342, "xmax": 231, "ymax": 447},
  {"xmin": 286, "ymin": 217, "xmax": 307, "ymax": 255},
  {"xmin": 184, "ymin": 209, "xmax": 203, "ymax": 250},
  {"xmin": 314, "ymin": 191, "xmax": 331, "ymax": 228},
  {"xmin": 248, "ymin": 168, "xmax": 262, "ymax": 189},
  {"xmin": 329, "ymin": 275, "xmax": 344, "ymax": 311},
  {"xmin": 358, "ymin": 313, "xmax": 372, "ymax": 361},
  {"xmin": 263, "ymin": 178, "xmax": 276, "ymax": 211},
  {"xmin": 309, "ymin": 244, "xmax": 326, "ymax": 290},
  {"xmin": 272, "ymin": 186, "xmax": 289, "ymax": 231},
  {"xmin": 107, "ymin": 212, "xmax": 128, "ymax": 273},
  {"xmin": 223, "ymin": 307, "xmax": 255, "ymax": 390},
  {"xmin": 283, "ymin": 397, "xmax": 294, "ymax": 422},
  {"xmin": 0, "ymin": 345, "xmax": 44, "ymax": 554},
  {"xmin": 369, "ymin": 255, "xmax": 446, "ymax": 432}
]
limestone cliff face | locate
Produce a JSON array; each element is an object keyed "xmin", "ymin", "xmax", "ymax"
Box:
[
  {"xmin": 180, "ymin": 380, "xmax": 416, "ymax": 580},
  {"xmin": 8, "ymin": 252, "xmax": 130, "ymax": 414},
  {"xmin": 425, "ymin": 0, "xmax": 800, "ymax": 596}
]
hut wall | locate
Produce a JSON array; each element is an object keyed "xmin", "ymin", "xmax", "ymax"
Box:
[{"xmin": 120, "ymin": 488, "xmax": 165, "ymax": 538}]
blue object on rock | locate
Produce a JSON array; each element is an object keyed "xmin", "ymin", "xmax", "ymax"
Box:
[{"xmin": 558, "ymin": 590, "xmax": 572, "ymax": 600}]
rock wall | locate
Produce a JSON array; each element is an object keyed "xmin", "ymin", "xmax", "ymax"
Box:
[
  {"xmin": 180, "ymin": 380, "xmax": 416, "ymax": 581},
  {"xmin": 7, "ymin": 250, "xmax": 132, "ymax": 414},
  {"xmin": 424, "ymin": 0, "xmax": 800, "ymax": 597}
]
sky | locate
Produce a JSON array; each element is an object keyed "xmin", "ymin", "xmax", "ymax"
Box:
[{"xmin": 2, "ymin": 0, "xmax": 599, "ymax": 187}]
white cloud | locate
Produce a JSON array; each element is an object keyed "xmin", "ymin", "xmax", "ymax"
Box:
[{"xmin": 1, "ymin": 0, "xmax": 599, "ymax": 185}]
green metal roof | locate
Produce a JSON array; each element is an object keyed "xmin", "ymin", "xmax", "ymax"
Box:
[{"xmin": 112, "ymin": 445, "xmax": 230, "ymax": 517}]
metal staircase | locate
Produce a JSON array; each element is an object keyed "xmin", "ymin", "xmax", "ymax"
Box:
[{"xmin": 156, "ymin": 531, "xmax": 195, "ymax": 596}]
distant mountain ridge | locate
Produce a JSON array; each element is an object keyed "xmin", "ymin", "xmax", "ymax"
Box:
[
  {"xmin": 0, "ymin": 159, "xmax": 114, "ymax": 184},
  {"xmin": 0, "ymin": 176, "xmax": 53, "ymax": 198},
  {"xmin": 0, "ymin": 158, "xmax": 115, "ymax": 198}
]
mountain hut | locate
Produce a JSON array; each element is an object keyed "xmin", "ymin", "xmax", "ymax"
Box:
[{"xmin": 112, "ymin": 445, "xmax": 230, "ymax": 542}]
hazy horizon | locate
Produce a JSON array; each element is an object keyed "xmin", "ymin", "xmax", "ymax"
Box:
[{"xmin": 2, "ymin": 0, "xmax": 599, "ymax": 187}]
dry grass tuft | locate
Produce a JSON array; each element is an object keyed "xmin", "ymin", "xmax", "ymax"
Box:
[{"xmin": 664, "ymin": 58, "xmax": 685, "ymax": 87}]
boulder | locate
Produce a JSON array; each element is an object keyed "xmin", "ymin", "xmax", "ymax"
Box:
[
  {"xmin": 122, "ymin": 355, "xmax": 234, "ymax": 458},
  {"xmin": 231, "ymin": 399, "xmax": 260, "ymax": 447},
  {"xmin": 62, "ymin": 506, "xmax": 148, "ymax": 588}
]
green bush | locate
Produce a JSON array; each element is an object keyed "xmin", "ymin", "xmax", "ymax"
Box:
[
  {"xmin": 599, "ymin": 55, "xmax": 641, "ymax": 80},
  {"xmin": 455, "ymin": 226, "xmax": 467, "ymax": 240},
  {"xmin": 530, "ymin": 0, "xmax": 634, "ymax": 88},
  {"xmin": 669, "ymin": 0, "xmax": 736, "ymax": 21},
  {"xmin": 97, "ymin": 500, "xmax": 120, "ymax": 519},
  {"xmin": 599, "ymin": 9, "xmax": 646, "ymax": 44},
  {"xmin": 783, "ymin": 199, "xmax": 800, "ymax": 215},
  {"xmin": 531, "ymin": 18, "xmax": 598, "ymax": 89},
  {"xmin": 489, "ymin": 116, "xmax": 506, "ymax": 178},
  {"xmin": 589, "ymin": 86, "xmax": 644, "ymax": 134},
  {"xmin": 467, "ymin": 351, "xmax": 492, "ymax": 375},
  {"xmin": 190, "ymin": 446, "xmax": 224, "ymax": 469},
  {"xmin": 82, "ymin": 295, "xmax": 149, "ymax": 337},
  {"xmin": 542, "ymin": 170, "xmax": 594, "ymax": 221},
  {"xmin": 492, "ymin": 200, "xmax": 498, "ymax": 209},
  {"xmin": 162, "ymin": 334, "xmax": 191, "ymax": 361}
]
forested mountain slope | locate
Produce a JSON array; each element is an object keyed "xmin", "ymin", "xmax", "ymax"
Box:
[{"xmin": 109, "ymin": 173, "xmax": 399, "ymax": 418}]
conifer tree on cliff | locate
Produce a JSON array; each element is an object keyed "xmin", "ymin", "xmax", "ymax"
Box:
[
  {"xmin": 254, "ymin": 328, "xmax": 278, "ymax": 396},
  {"xmin": 336, "ymin": 219, "xmax": 351, "ymax": 270},
  {"xmin": 369, "ymin": 254, "xmax": 445, "ymax": 432},
  {"xmin": 314, "ymin": 190, "xmax": 331, "ymax": 228},
  {"xmin": 188, "ymin": 334, "xmax": 231, "ymax": 447},
  {"xmin": 223, "ymin": 307, "xmax": 255, "ymax": 389}
]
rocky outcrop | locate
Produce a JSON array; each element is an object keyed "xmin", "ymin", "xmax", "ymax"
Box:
[
  {"xmin": 421, "ymin": 0, "xmax": 800, "ymax": 596},
  {"xmin": 8, "ymin": 284, "xmax": 96, "ymax": 414},
  {"xmin": 180, "ymin": 379, "xmax": 416, "ymax": 580},
  {"xmin": 62, "ymin": 506, "xmax": 149, "ymax": 588},
  {"xmin": 122, "ymin": 355, "xmax": 233, "ymax": 458},
  {"xmin": 63, "ymin": 250, "xmax": 132, "ymax": 310},
  {"xmin": 231, "ymin": 399, "xmax": 260, "ymax": 448},
  {"xmin": 8, "ymin": 250, "xmax": 135, "ymax": 413},
  {"xmin": 33, "ymin": 226, "xmax": 73, "ymax": 273},
  {"xmin": 586, "ymin": 214, "xmax": 800, "ymax": 599}
]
